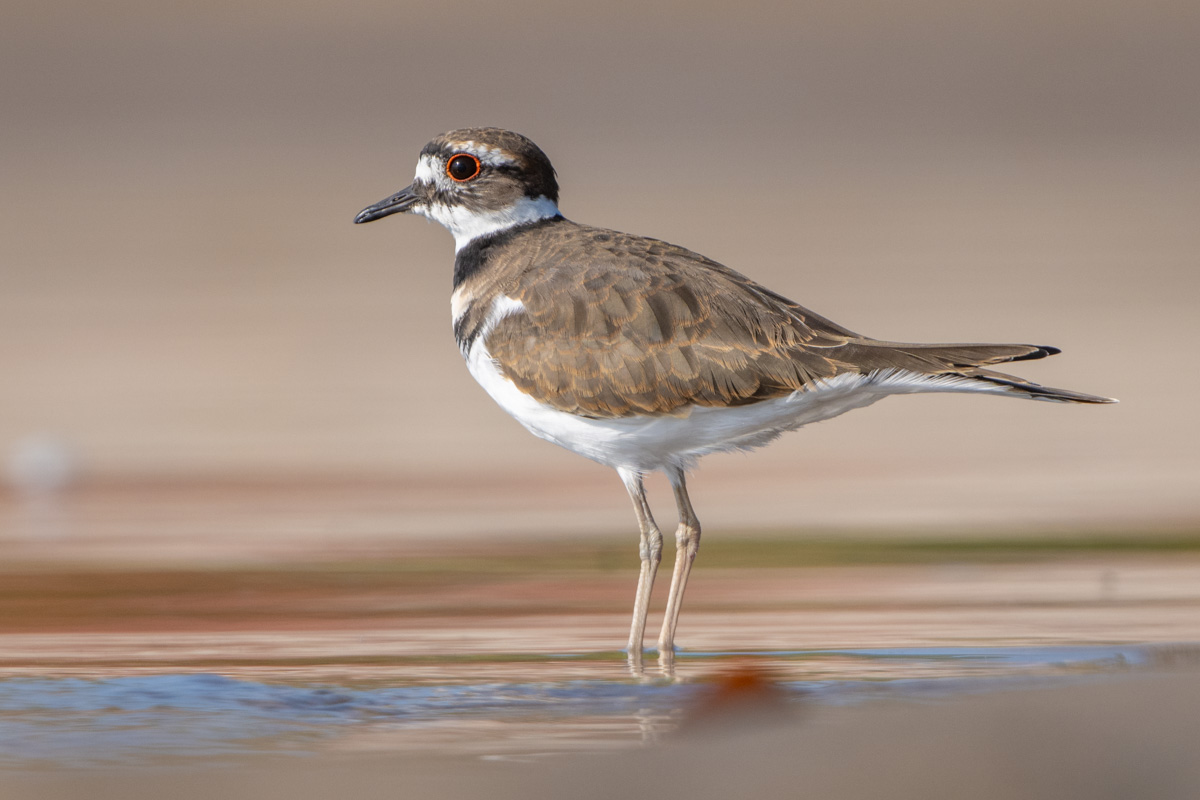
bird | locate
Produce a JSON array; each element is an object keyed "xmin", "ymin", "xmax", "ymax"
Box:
[{"xmin": 354, "ymin": 127, "xmax": 1114, "ymax": 672}]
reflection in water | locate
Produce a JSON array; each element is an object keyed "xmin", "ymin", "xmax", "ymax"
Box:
[{"xmin": 0, "ymin": 644, "xmax": 1179, "ymax": 767}]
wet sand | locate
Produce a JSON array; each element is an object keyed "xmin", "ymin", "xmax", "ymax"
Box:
[
  {"xmin": 2, "ymin": 538, "xmax": 1198, "ymax": 763},
  {"xmin": 2, "ymin": 498, "xmax": 1199, "ymax": 795},
  {"xmin": 3, "ymin": 557, "xmax": 1200, "ymax": 661},
  {"xmin": 55, "ymin": 670, "xmax": 1185, "ymax": 800},
  {"xmin": 2, "ymin": 654, "xmax": 1199, "ymax": 799}
]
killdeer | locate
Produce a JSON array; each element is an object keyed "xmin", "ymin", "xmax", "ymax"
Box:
[{"xmin": 355, "ymin": 127, "xmax": 1114, "ymax": 670}]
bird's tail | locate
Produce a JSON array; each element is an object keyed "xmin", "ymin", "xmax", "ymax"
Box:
[
  {"xmin": 856, "ymin": 341, "xmax": 1117, "ymax": 404},
  {"xmin": 960, "ymin": 368, "xmax": 1117, "ymax": 404}
]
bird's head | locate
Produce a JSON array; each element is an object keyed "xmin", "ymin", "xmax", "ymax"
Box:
[{"xmin": 354, "ymin": 127, "xmax": 560, "ymax": 251}]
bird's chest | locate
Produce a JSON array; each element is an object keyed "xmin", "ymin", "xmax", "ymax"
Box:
[
  {"xmin": 450, "ymin": 289, "xmax": 524, "ymax": 405},
  {"xmin": 450, "ymin": 288, "xmax": 606, "ymax": 459}
]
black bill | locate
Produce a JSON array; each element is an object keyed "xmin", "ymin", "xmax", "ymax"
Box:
[{"xmin": 354, "ymin": 184, "xmax": 420, "ymax": 224}]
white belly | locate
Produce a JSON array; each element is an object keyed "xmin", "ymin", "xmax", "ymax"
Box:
[
  {"xmin": 456, "ymin": 295, "xmax": 1011, "ymax": 473},
  {"xmin": 464, "ymin": 339, "xmax": 885, "ymax": 471}
]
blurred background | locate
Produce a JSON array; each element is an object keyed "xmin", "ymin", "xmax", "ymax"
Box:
[
  {"xmin": 2, "ymin": 0, "xmax": 1198, "ymax": 561},
  {"xmin": 3, "ymin": 5, "xmax": 1200, "ymax": 785}
]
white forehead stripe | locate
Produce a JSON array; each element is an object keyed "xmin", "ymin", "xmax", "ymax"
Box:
[{"xmin": 453, "ymin": 141, "xmax": 518, "ymax": 167}]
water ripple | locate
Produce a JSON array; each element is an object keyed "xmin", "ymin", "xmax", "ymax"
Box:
[{"xmin": 0, "ymin": 644, "xmax": 1183, "ymax": 766}]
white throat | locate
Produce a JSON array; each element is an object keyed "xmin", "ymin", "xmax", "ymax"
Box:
[{"xmin": 419, "ymin": 195, "xmax": 560, "ymax": 252}]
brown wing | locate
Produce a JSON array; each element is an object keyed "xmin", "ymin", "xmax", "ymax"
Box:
[{"xmin": 483, "ymin": 225, "xmax": 1063, "ymax": 418}]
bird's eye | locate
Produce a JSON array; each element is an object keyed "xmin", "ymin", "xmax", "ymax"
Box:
[{"xmin": 446, "ymin": 153, "xmax": 481, "ymax": 182}]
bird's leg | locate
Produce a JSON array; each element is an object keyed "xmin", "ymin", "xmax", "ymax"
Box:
[
  {"xmin": 657, "ymin": 466, "xmax": 701, "ymax": 671},
  {"xmin": 619, "ymin": 468, "xmax": 662, "ymax": 674}
]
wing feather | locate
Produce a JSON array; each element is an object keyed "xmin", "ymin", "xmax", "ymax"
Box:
[{"xmin": 481, "ymin": 223, "xmax": 1070, "ymax": 418}]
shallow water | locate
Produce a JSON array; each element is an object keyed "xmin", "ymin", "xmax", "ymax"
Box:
[{"xmin": 0, "ymin": 644, "xmax": 1183, "ymax": 767}]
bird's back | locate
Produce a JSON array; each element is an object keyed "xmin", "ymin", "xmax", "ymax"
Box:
[{"xmin": 457, "ymin": 218, "xmax": 1111, "ymax": 419}]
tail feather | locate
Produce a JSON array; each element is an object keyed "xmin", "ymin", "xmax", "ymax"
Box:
[
  {"xmin": 876, "ymin": 341, "xmax": 1061, "ymax": 368},
  {"xmin": 963, "ymin": 367, "xmax": 1117, "ymax": 404},
  {"xmin": 846, "ymin": 340, "xmax": 1116, "ymax": 404}
]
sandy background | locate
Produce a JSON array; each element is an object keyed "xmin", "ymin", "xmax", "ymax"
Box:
[{"xmin": 2, "ymin": 1, "xmax": 1199, "ymax": 540}]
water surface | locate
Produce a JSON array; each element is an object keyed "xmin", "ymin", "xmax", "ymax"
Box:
[{"xmin": 0, "ymin": 644, "xmax": 1184, "ymax": 767}]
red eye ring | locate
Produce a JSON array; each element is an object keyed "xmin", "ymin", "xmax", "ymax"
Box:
[{"xmin": 446, "ymin": 153, "xmax": 482, "ymax": 182}]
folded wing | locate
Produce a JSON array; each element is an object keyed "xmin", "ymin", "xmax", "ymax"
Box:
[{"xmin": 483, "ymin": 231, "xmax": 1112, "ymax": 418}]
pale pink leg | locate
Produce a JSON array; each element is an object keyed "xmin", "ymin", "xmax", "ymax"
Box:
[
  {"xmin": 619, "ymin": 467, "xmax": 662, "ymax": 674},
  {"xmin": 657, "ymin": 466, "xmax": 700, "ymax": 672}
]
